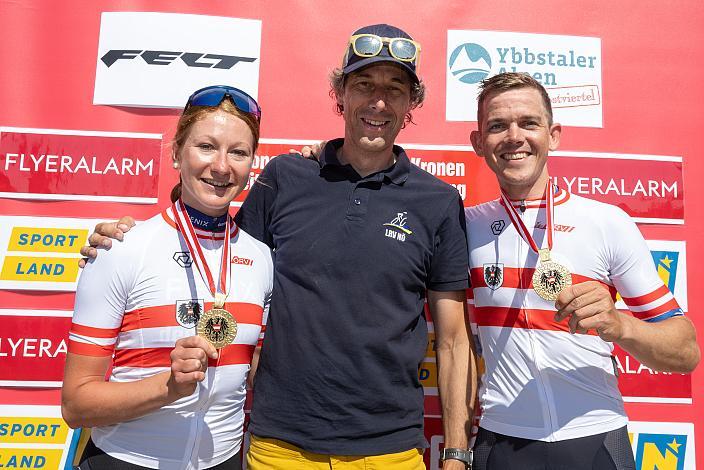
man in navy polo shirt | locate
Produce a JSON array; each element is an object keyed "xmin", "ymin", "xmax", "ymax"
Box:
[
  {"xmin": 81, "ymin": 24, "xmax": 475, "ymax": 470},
  {"xmin": 239, "ymin": 24, "xmax": 474, "ymax": 469}
]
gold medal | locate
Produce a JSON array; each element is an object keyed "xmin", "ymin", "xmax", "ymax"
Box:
[
  {"xmin": 196, "ymin": 308, "xmax": 237, "ymax": 349},
  {"xmin": 172, "ymin": 201, "xmax": 239, "ymax": 349},
  {"xmin": 532, "ymin": 248, "xmax": 572, "ymax": 301}
]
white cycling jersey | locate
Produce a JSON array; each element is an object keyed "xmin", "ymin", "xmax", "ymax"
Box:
[
  {"xmin": 68, "ymin": 207, "xmax": 273, "ymax": 469},
  {"xmin": 466, "ymin": 188, "xmax": 682, "ymax": 442}
]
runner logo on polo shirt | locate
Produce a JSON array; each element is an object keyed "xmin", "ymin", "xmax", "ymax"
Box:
[{"xmin": 383, "ymin": 212, "xmax": 413, "ymax": 242}]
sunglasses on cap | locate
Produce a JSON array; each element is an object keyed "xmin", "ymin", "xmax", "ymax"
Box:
[
  {"xmin": 348, "ymin": 34, "xmax": 421, "ymax": 65},
  {"xmin": 185, "ymin": 85, "xmax": 261, "ymax": 122}
]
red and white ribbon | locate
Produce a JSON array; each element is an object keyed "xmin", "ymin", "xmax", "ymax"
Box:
[
  {"xmin": 499, "ymin": 181, "xmax": 555, "ymax": 255},
  {"xmin": 172, "ymin": 199, "xmax": 232, "ymax": 308}
]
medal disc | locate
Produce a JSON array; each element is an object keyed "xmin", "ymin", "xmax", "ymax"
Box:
[
  {"xmin": 532, "ymin": 260, "xmax": 572, "ymax": 301},
  {"xmin": 196, "ymin": 308, "xmax": 237, "ymax": 349}
]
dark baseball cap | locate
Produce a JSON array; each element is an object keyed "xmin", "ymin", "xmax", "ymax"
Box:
[{"xmin": 342, "ymin": 24, "xmax": 420, "ymax": 84}]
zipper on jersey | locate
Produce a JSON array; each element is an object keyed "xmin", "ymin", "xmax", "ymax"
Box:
[
  {"xmin": 183, "ymin": 236, "xmax": 220, "ymax": 470},
  {"xmin": 518, "ymin": 207, "xmax": 558, "ymax": 439},
  {"xmin": 182, "ymin": 414, "xmax": 203, "ymax": 470}
]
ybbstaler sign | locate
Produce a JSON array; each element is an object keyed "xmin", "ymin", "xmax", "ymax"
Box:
[
  {"xmin": 446, "ymin": 30, "xmax": 602, "ymax": 127},
  {"xmin": 0, "ymin": 127, "xmax": 161, "ymax": 203}
]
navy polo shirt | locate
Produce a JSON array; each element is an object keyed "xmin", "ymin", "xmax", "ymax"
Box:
[{"xmin": 235, "ymin": 138, "xmax": 468, "ymax": 455}]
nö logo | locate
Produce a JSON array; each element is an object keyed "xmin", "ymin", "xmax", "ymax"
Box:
[{"xmin": 449, "ymin": 43, "xmax": 492, "ymax": 84}]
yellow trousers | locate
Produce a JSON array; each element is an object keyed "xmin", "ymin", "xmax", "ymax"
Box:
[{"xmin": 247, "ymin": 434, "xmax": 426, "ymax": 470}]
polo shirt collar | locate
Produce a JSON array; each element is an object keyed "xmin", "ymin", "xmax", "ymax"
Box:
[{"xmin": 319, "ymin": 138, "xmax": 410, "ymax": 185}]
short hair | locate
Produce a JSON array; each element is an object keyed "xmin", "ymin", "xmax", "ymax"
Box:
[
  {"xmin": 476, "ymin": 72, "xmax": 553, "ymax": 126},
  {"xmin": 170, "ymin": 98, "xmax": 260, "ymax": 203},
  {"xmin": 328, "ymin": 66, "xmax": 426, "ymax": 126}
]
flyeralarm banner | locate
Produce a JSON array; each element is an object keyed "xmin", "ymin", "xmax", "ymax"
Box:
[
  {"xmin": 615, "ymin": 346, "xmax": 691, "ymax": 404},
  {"xmin": 549, "ymin": 152, "xmax": 683, "ymax": 224},
  {"xmin": 0, "ymin": 310, "xmax": 71, "ymax": 387},
  {"xmin": 93, "ymin": 12, "xmax": 262, "ymax": 108},
  {"xmin": 0, "ymin": 127, "xmax": 162, "ymax": 203}
]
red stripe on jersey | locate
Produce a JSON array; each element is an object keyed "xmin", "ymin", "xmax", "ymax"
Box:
[
  {"xmin": 257, "ymin": 325, "xmax": 267, "ymax": 348},
  {"xmin": 114, "ymin": 344, "xmax": 254, "ymax": 368},
  {"xmin": 474, "ymin": 306, "xmax": 598, "ymax": 335},
  {"xmin": 210, "ymin": 344, "xmax": 255, "ymax": 367},
  {"xmin": 470, "ymin": 267, "xmax": 533, "ymax": 289},
  {"xmin": 121, "ymin": 302, "xmax": 264, "ymax": 331},
  {"xmin": 470, "ymin": 268, "xmax": 617, "ymax": 298},
  {"xmin": 68, "ymin": 339, "xmax": 114, "ymax": 356},
  {"xmin": 621, "ymin": 284, "xmax": 671, "ymax": 307},
  {"xmin": 70, "ymin": 323, "xmax": 120, "ymax": 338},
  {"xmin": 631, "ymin": 298, "xmax": 681, "ymax": 320},
  {"xmin": 466, "ymin": 288, "xmax": 474, "ymax": 300}
]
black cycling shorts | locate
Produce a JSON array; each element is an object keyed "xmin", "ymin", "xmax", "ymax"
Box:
[
  {"xmin": 77, "ymin": 438, "xmax": 242, "ymax": 470},
  {"xmin": 472, "ymin": 426, "xmax": 636, "ymax": 470}
]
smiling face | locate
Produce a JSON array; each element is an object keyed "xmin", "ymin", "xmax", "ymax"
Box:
[
  {"xmin": 470, "ymin": 87, "xmax": 561, "ymax": 200},
  {"xmin": 337, "ymin": 63, "xmax": 412, "ymax": 155},
  {"xmin": 174, "ymin": 110, "xmax": 255, "ymax": 216}
]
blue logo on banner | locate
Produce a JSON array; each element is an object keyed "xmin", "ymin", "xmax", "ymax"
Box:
[
  {"xmin": 650, "ymin": 250, "xmax": 679, "ymax": 294},
  {"xmin": 635, "ymin": 433, "xmax": 687, "ymax": 470},
  {"xmin": 448, "ymin": 43, "xmax": 492, "ymax": 84}
]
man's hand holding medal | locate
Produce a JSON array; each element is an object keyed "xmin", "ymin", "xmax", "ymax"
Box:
[{"xmin": 554, "ymin": 282, "xmax": 627, "ymax": 341}]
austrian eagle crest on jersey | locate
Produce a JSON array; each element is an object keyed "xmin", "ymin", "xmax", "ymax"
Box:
[
  {"xmin": 483, "ymin": 263, "xmax": 504, "ymax": 290},
  {"xmin": 175, "ymin": 299, "xmax": 204, "ymax": 328}
]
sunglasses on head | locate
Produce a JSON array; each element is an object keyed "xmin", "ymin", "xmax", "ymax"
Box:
[
  {"xmin": 348, "ymin": 34, "xmax": 421, "ymax": 65},
  {"xmin": 185, "ymin": 85, "xmax": 261, "ymax": 122}
]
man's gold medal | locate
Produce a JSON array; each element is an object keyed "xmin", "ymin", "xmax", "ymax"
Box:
[
  {"xmin": 532, "ymin": 249, "xmax": 572, "ymax": 301},
  {"xmin": 500, "ymin": 184, "xmax": 573, "ymax": 302}
]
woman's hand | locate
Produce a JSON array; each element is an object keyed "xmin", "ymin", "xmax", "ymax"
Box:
[{"xmin": 167, "ymin": 336, "xmax": 219, "ymax": 400}]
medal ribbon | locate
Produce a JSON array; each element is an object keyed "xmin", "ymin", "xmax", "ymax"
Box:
[
  {"xmin": 172, "ymin": 199, "xmax": 232, "ymax": 307},
  {"xmin": 499, "ymin": 181, "xmax": 555, "ymax": 255}
]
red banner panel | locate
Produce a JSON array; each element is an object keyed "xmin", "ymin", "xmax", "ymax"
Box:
[
  {"xmin": 549, "ymin": 153, "xmax": 683, "ymax": 224},
  {"xmin": 0, "ymin": 128, "xmax": 162, "ymax": 203},
  {"xmin": 614, "ymin": 345, "xmax": 692, "ymax": 404},
  {"xmin": 240, "ymin": 141, "xmax": 490, "ymax": 207},
  {"xmin": 0, "ymin": 310, "xmax": 71, "ymax": 387}
]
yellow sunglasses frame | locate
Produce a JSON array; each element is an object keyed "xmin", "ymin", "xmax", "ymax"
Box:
[{"xmin": 347, "ymin": 34, "xmax": 421, "ymax": 65}]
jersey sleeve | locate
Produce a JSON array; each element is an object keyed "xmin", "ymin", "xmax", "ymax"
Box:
[
  {"xmin": 68, "ymin": 240, "xmax": 138, "ymax": 357},
  {"xmin": 235, "ymin": 158, "xmax": 279, "ymax": 249},
  {"xmin": 428, "ymin": 193, "xmax": 470, "ymax": 292},
  {"xmin": 606, "ymin": 207, "xmax": 683, "ymax": 322}
]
